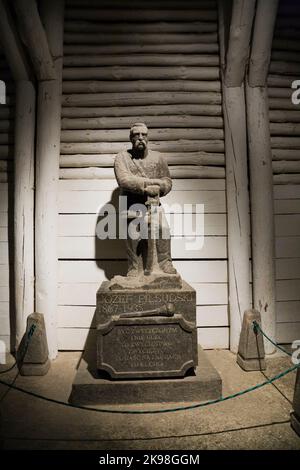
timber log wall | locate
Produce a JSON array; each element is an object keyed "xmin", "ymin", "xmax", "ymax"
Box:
[
  {"xmin": 0, "ymin": 46, "xmax": 14, "ymax": 352},
  {"xmin": 269, "ymin": 0, "xmax": 300, "ymax": 343},
  {"xmin": 57, "ymin": 0, "xmax": 229, "ymax": 350}
]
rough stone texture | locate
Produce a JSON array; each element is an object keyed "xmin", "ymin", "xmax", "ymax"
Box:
[
  {"xmin": 97, "ymin": 280, "xmax": 196, "ymax": 325},
  {"xmin": 237, "ymin": 309, "xmax": 266, "ymax": 371},
  {"xmin": 97, "ymin": 314, "xmax": 197, "ymax": 378},
  {"xmin": 17, "ymin": 312, "xmax": 50, "ymax": 376},
  {"xmin": 113, "ymin": 123, "xmax": 176, "ymax": 278},
  {"xmin": 96, "ymin": 280, "xmax": 197, "ymax": 378},
  {"xmin": 109, "ymin": 272, "xmax": 182, "ymax": 290},
  {"xmin": 19, "ymin": 360, "xmax": 50, "ymax": 376},
  {"xmin": 291, "ymin": 367, "xmax": 300, "ymax": 436},
  {"xmin": 94, "ymin": 124, "xmax": 198, "ymax": 381},
  {"xmin": 71, "ymin": 346, "xmax": 221, "ymax": 405}
]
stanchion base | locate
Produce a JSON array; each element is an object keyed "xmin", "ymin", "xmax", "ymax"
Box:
[
  {"xmin": 291, "ymin": 412, "xmax": 300, "ymax": 437},
  {"xmin": 18, "ymin": 358, "xmax": 51, "ymax": 376},
  {"xmin": 237, "ymin": 353, "xmax": 266, "ymax": 371}
]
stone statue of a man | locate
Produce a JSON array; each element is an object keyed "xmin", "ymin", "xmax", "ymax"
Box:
[{"xmin": 114, "ymin": 122, "xmax": 177, "ymax": 278}]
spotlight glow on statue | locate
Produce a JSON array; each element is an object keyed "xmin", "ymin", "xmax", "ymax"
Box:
[{"xmin": 110, "ymin": 122, "xmax": 182, "ymax": 290}]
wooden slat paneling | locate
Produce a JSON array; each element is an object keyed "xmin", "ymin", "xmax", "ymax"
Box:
[
  {"xmin": 269, "ymin": 0, "xmax": 300, "ymax": 343},
  {"xmin": 58, "ymin": 189, "xmax": 226, "ymax": 214},
  {"xmin": 58, "ymin": 236, "xmax": 227, "ymax": 260},
  {"xmin": 57, "ymin": 0, "xmax": 229, "ymax": 350},
  {"xmin": 276, "ymin": 301, "xmax": 300, "ymax": 323},
  {"xmin": 276, "ymin": 322, "xmax": 300, "ymax": 343},
  {"xmin": 58, "ymin": 259, "xmax": 227, "ymax": 283},
  {"xmin": 0, "ymin": 51, "xmax": 15, "ymax": 350},
  {"xmin": 0, "ymin": 264, "xmax": 9, "ymax": 286},
  {"xmin": 59, "ymin": 213, "xmax": 227, "ymax": 237},
  {"xmin": 276, "ymin": 258, "xmax": 300, "ymax": 279},
  {"xmin": 58, "ymin": 178, "xmax": 226, "ymax": 191}
]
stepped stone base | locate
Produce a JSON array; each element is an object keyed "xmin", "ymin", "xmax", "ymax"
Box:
[
  {"xmin": 237, "ymin": 353, "xmax": 266, "ymax": 371},
  {"xmin": 19, "ymin": 359, "xmax": 51, "ymax": 376},
  {"xmin": 70, "ymin": 346, "xmax": 222, "ymax": 406}
]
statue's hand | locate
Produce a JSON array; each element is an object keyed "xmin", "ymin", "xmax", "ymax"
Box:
[{"xmin": 145, "ymin": 184, "xmax": 160, "ymax": 197}]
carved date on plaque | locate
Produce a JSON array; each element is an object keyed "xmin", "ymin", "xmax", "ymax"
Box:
[{"xmin": 97, "ymin": 314, "xmax": 198, "ymax": 379}]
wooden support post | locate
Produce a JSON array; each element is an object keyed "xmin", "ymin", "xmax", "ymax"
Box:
[
  {"xmin": 225, "ymin": 0, "xmax": 256, "ymax": 86},
  {"xmin": 246, "ymin": 0, "xmax": 278, "ymax": 354},
  {"xmin": 249, "ymin": 0, "xmax": 279, "ymax": 86},
  {"xmin": 35, "ymin": 0, "xmax": 64, "ymax": 359},
  {"xmin": 246, "ymin": 85, "xmax": 276, "ymax": 354},
  {"xmin": 0, "ymin": 1, "xmax": 35, "ymax": 350},
  {"xmin": 222, "ymin": 85, "xmax": 251, "ymax": 353},
  {"xmin": 14, "ymin": 81, "xmax": 35, "ymax": 348},
  {"xmin": 219, "ymin": 0, "xmax": 251, "ymax": 352},
  {"xmin": 13, "ymin": 0, "xmax": 56, "ymax": 80},
  {"xmin": 246, "ymin": 1, "xmax": 278, "ymax": 354}
]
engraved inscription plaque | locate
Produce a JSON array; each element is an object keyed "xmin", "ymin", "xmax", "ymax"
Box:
[
  {"xmin": 97, "ymin": 280, "xmax": 196, "ymax": 324},
  {"xmin": 97, "ymin": 315, "xmax": 198, "ymax": 379}
]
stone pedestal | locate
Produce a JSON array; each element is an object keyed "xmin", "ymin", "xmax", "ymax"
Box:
[
  {"xmin": 70, "ymin": 279, "xmax": 222, "ymax": 405},
  {"xmin": 96, "ymin": 280, "xmax": 198, "ymax": 379},
  {"xmin": 17, "ymin": 312, "xmax": 50, "ymax": 376},
  {"xmin": 97, "ymin": 280, "xmax": 196, "ymax": 324},
  {"xmin": 70, "ymin": 346, "xmax": 222, "ymax": 405},
  {"xmin": 237, "ymin": 309, "xmax": 266, "ymax": 371},
  {"xmin": 97, "ymin": 314, "xmax": 197, "ymax": 379}
]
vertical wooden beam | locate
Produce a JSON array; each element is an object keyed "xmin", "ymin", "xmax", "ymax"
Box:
[
  {"xmin": 35, "ymin": 0, "xmax": 64, "ymax": 359},
  {"xmin": 246, "ymin": 0, "xmax": 278, "ymax": 353},
  {"xmin": 219, "ymin": 0, "xmax": 251, "ymax": 352},
  {"xmin": 0, "ymin": 1, "xmax": 35, "ymax": 350},
  {"xmin": 249, "ymin": 0, "xmax": 279, "ymax": 86},
  {"xmin": 246, "ymin": 85, "xmax": 276, "ymax": 354},
  {"xmin": 223, "ymin": 86, "xmax": 251, "ymax": 353},
  {"xmin": 225, "ymin": 0, "xmax": 256, "ymax": 86},
  {"xmin": 14, "ymin": 81, "xmax": 35, "ymax": 348}
]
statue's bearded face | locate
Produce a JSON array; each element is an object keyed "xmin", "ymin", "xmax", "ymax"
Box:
[{"xmin": 130, "ymin": 125, "xmax": 148, "ymax": 152}]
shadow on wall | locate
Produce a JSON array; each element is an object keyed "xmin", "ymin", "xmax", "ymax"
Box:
[
  {"xmin": 94, "ymin": 186, "xmax": 127, "ymax": 280},
  {"xmin": 73, "ymin": 187, "xmax": 129, "ymax": 372}
]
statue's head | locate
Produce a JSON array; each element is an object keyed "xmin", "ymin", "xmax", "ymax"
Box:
[{"xmin": 130, "ymin": 122, "xmax": 148, "ymax": 154}]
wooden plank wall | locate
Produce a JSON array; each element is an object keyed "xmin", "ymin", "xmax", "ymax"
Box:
[
  {"xmin": 58, "ymin": 0, "xmax": 229, "ymax": 350},
  {"xmin": 0, "ymin": 46, "xmax": 14, "ymax": 351},
  {"xmin": 269, "ymin": 0, "xmax": 300, "ymax": 343}
]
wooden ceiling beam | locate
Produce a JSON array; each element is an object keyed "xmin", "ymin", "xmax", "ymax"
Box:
[
  {"xmin": 13, "ymin": 0, "xmax": 56, "ymax": 80},
  {"xmin": 0, "ymin": 0, "xmax": 31, "ymax": 81}
]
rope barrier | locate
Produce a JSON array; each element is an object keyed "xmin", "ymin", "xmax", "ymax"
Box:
[
  {"xmin": 253, "ymin": 321, "xmax": 292, "ymax": 357},
  {"xmin": 0, "ymin": 321, "xmax": 298, "ymax": 414},
  {"xmin": 0, "ymin": 362, "xmax": 298, "ymax": 415},
  {"xmin": 0, "ymin": 324, "xmax": 36, "ymax": 375}
]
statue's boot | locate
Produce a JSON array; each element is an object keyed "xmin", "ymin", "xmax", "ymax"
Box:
[{"xmin": 157, "ymin": 238, "xmax": 177, "ymax": 274}]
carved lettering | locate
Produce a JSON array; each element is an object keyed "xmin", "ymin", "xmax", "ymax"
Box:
[{"xmin": 98, "ymin": 319, "xmax": 196, "ymax": 378}]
